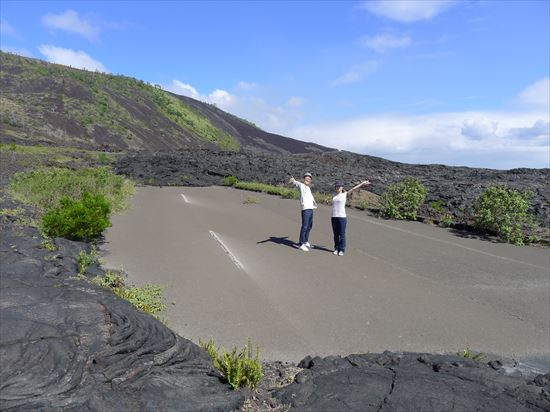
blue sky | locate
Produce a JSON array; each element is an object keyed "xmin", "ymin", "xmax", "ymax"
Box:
[{"xmin": 1, "ymin": 0, "xmax": 548, "ymax": 169}]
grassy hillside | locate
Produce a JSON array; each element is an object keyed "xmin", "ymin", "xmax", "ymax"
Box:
[{"xmin": 0, "ymin": 52, "xmax": 330, "ymax": 154}]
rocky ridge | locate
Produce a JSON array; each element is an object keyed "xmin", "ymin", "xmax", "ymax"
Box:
[{"xmin": 116, "ymin": 149, "xmax": 550, "ymax": 229}]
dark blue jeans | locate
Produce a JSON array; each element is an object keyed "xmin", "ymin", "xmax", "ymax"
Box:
[
  {"xmin": 331, "ymin": 217, "xmax": 347, "ymax": 252},
  {"xmin": 299, "ymin": 209, "xmax": 314, "ymax": 245}
]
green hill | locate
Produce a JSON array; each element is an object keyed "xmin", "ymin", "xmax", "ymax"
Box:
[{"xmin": 0, "ymin": 52, "xmax": 330, "ymax": 154}]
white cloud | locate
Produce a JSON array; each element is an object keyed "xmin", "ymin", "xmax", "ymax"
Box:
[
  {"xmin": 42, "ymin": 10, "xmax": 100, "ymax": 41},
  {"xmin": 164, "ymin": 80, "xmax": 302, "ymax": 134},
  {"xmin": 38, "ymin": 45, "xmax": 107, "ymax": 72},
  {"xmin": 0, "ymin": 19, "xmax": 16, "ymax": 36},
  {"xmin": 289, "ymin": 111, "xmax": 549, "ymax": 169},
  {"xmin": 288, "ymin": 96, "xmax": 305, "ymax": 108},
  {"xmin": 1, "ymin": 46, "xmax": 33, "ymax": 57},
  {"xmin": 166, "ymin": 80, "xmax": 201, "ymax": 99},
  {"xmin": 519, "ymin": 78, "xmax": 550, "ymax": 109},
  {"xmin": 332, "ymin": 60, "xmax": 379, "ymax": 86},
  {"xmin": 361, "ymin": 33, "xmax": 412, "ymax": 53},
  {"xmin": 360, "ymin": 0, "xmax": 456, "ymax": 23}
]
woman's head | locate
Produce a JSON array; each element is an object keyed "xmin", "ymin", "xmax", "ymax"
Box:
[{"xmin": 334, "ymin": 180, "xmax": 344, "ymax": 193}]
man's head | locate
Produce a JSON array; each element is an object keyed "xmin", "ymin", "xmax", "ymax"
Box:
[{"xmin": 303, "ymin": 172, "xmax": 313, "ymax": 186}]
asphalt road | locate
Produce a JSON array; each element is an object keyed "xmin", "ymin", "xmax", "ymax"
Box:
[{"xmin": 101, "ymin": 186, "xmax": 550, "ymax": 366}]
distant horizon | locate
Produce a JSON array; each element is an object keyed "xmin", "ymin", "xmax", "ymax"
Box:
[{"xmin": 1, "ymin": 1, "xmax": 548, "ymax": 169}]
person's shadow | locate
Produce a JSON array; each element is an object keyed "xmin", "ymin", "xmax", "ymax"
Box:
[
  {"xmin": 257, "ymin": 236, "xmax": 333, "ymax": 252},
  {"xmin": 257, "ymin": 236, "xmax": 297, "ymax": 249}
]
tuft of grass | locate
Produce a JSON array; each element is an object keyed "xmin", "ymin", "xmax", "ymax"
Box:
[
  {"xmin": 200, "ymin": 337, "xmax": 263, "ymax": 390},
  {"xmin": 222, "ymin": 175, "xmax": 239, "ymax": 186},
  {"xmin": 234, "ymin": 181, "xmax": 300, "ymax": 200},
  {"xmin": 77, "ymin": 247, "xmax": 98, "ymax": 275},
  {"xmin": 92, "ymin": 271, "xmax": 166, "ymax": 319},
  {"xmin": 242, "ymin": 196, "xmax": 258, "ymax": 205},
  {"xmin": 41, "ymin": 238, "xmax": 57, "ymax": 252},
  {"xmin": 457, "ymin": 348, "xmax": 485, "ymax": 362}
]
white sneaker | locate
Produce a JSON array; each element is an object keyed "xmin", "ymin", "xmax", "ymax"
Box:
[
  {"xmin": 333, "ymin": 250, "xmax": 338, "ymax": 255},
  {"xmin": 338, "ymin": 251, "xmax": 344, "ymax": 256},
  {"xmin": 299, "ymin": 244, "xmax": 309, "ymax": 251},
  {"xmin": 305, "ymin": 242, "xmax": 312, "ymax": 248}
]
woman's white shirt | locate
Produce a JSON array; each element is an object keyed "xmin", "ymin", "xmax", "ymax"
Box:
[{"xmin": 332, "ymin": 192, "xmax": 347, "ymax": 217}]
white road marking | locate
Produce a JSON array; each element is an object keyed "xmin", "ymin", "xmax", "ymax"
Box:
[
  {"xmin": 350, "ymin": 214, "xmax": 548, "ymax": 271},
  {"xmin": 180, "ymin": 193, "xmax": 189, "ymax": 203},
  {"xmin": 209, "ymin": 230, "xmax": 245, "ymax": 271}
]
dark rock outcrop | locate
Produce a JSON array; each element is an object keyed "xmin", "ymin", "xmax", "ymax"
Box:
[
  {"xmin": 0, "ymin": 208, "xmax": 244, "ymax": 411},
  {"xmin": 116, "ymin": 149, "xmax": 550, "ymax": 226},
  {"xmin": 273, "ymin": 352, "xmax": 550, "ymax": 411}
]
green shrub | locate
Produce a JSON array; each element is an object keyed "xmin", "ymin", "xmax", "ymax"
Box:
[
  {"xmin": 42, "ymin": 192, "xmax": 111, "ymax": 240},
  {"xmin": 8, "ymin": 166, "xmax": 134, "ymax": 214},
  {"xmin": 200, "ymin": 337, "xmax": 263, "ymax": 390},
  {"xmin": 222, "ymin": 175, "xmax": 239, "ymax": 186},
  {"xmin": 473, "ymin": 185, "xmax": 535, "ymax": 245},
  {"xmin": 380, "ymin": 177, "xmax": 427, "ymax": 220}
]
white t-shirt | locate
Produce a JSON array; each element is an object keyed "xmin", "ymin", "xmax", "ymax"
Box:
[
  {"xmin": 293, "ymin": 181, "xmax": 317, "ymax": 210},
  {"xmin": 332, "ymin": 192, "xmax": 347, "ymax": 218}
]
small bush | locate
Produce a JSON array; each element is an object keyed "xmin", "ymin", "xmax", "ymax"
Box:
[
  {"xmin": 379, "ymin": 177, "xmax": 427, "ymax": 220},
  {"xmin": 200, "ymin": 337, "xmax": 263, "ymax": 390},
  {"xmin": 222, "ymin": 175, "xmax": 239, "ymax": 186},
  {"xmin": 77, "ymin": 247, "xmax": 98, "ymax": 275},
  {"xmin": 457, "ymin": 348, "xmax": 485, "ymax": 362},
  {"xmin": 42, "ymin": 192, "xmax": 111, "ymax": 240},
  {"xmin": 473, "ymin": 185, "xmax": 535, "ymax": 245}
]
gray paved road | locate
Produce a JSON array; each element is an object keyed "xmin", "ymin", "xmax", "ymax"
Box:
[{"xmin": 101, "ymin": 186, "xmax": 549, "ymax": 365}]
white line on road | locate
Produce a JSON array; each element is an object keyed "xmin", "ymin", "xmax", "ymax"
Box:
[
  {"xmin": 180, "ymin": 193, "xmax": 189, "ymax": 203},
  {"xmin": 350, "ymin": 214, "xmax": 548, "ymax": 271},
  {"xmin": 209, "ymin": 230, "xmax": 245, "ymax": 271}
]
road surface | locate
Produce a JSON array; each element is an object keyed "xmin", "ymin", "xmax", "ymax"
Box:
[{"xmin": 100, "ymin": 186, "xmax": 549, "ymax": 367}]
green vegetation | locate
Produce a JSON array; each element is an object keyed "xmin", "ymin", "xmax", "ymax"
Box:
[
  {"xmin": 77, "ymin": 247, "xmax": 99, "ymax": 275},
  {"xmin": 92, "ymin": 271, "xmax": 166, "ymax": 319},
  {"xmin": 429, "ymin": 199, "xmax": 454, "ymax": 227},
  {"xmin": 457, "ymin": 348, "xmax": 485, "ymax": 362},
  {"xmin": 0, "ymin": 143, "xmax": 120, "ymax": 166},
  {"xmin": 379, "ymin": 177, "xmax": 427, "ymax": 220},
  {"xmin": 233, "ymin": 181, "xmax": 299, "ymax": 199},
  {"xmin": 222, "ymin": 175, "xmax": 239, "ymax": 186},
  {"xmin": 200, "ymin": 337, "xmax": 263, "ymax": 390},
  {"xmin": 9, "ymin": 166, "xmax": 134, "ymax": 213},
  {"xmin": 0, "ymin": 52, "xmax": 241, "ymax": 152},
  {"xmin": 146, "ymin": 86, "xmax": 240, "ymax": 151},
  {"xmin": 41, "ymin": 238, "xmax": 57, "ymax": 252},
  {"xmin": 473, "ymin": 185, "xmax": 536, "ymax": 245},
  {"xmin": 242, "ymin": 196, "xmax": 258, "ymax": 204},
  {"xmin": 8, "ymin": 166, "xmax": 133, "ymax": 240},
  {"xmin": 356, "ymin": 201, "xmax": 369, "ymax": 211},
  {"xmin": 42, "ymin": 192, "xmax": 112, "ymax": 241}
]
